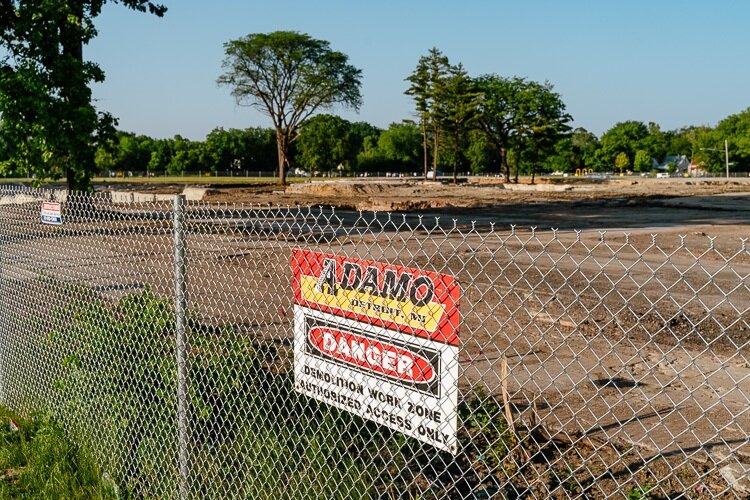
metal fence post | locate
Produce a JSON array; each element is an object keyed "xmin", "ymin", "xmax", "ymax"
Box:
[{"xmin": 173, "ymin": 194, "xmax": 189, "ymax": 499}]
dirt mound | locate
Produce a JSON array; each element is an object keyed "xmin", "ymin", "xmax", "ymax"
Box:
[
  {"xmin": 355, "ymin": 198, "xmax": 457, "ymax": 212},
  {"xmin": 286, "ymin": 181, "xmax": 392, "ymax": 197},
  {"xmin": 283, "ymin": 181, "xmax": 488, "ymax": 211},
  {"xmin": 500, "ymin": 183, "xmax": 575, "ymax": 192}
]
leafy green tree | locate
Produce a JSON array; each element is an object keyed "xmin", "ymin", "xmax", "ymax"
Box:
[
  {"xmin": 465, "ymin": 130, "xmax": 500, "ymax": 174},
  {"xmin": 615, "ymin": 151, "xmax": 630, "ymax": 174},
  {"xmin": 95, "ymin": 132, "xmax": 162, "ymax": 176},
  {"xmin": 714, "ymin": 107, "xmax": 750, "ymax": 173},
  {"xmin": 511, "ymin": 79, "xmax": 571, "ymax": 183},
  {"xmin": 166, "ymin": 135, "xmax": 201, "ymax": 175},
  {"xmin": 296, "ymin": 116, "xmax": 381, "ymax": 175},
  {"xmin": 685, "ymin": 126, "xmax": 724, "ymax": 174},
  {"xmin": 356, "ymin": 122, "xmax": 420, "ymax": 174},
  {"xmin": 641, "ymin": 122, "xmax": 668, "ymax": 163},
  {"xmin": 475, "ymin": 75, "xmax": 570, "ymax": 182},
  {"xmin": 571, "ymin": 127, "xmax": 600, "ymax": 170},
  {"xmin": 354, "ymin": 135, "xmax": 384, "ymax": 172},
  {"xmin": 0, "ymin": 134, "xmax": 8, "ymax": 166},
  {"xmin": 217, "ymin": 31, "xmax": 362, "ymax": 185},
  {"xmin": 540, "ymin": 136, "xmax": 574, "ymax": 173},
  {"xmin": 599, "ymin": 121, "xmax": 649, "ymax": 169},
  {"xmin": 633, "ymin": 149, "xmax": 652, "ymax": 172},
  {"xmin": 0, "ymin": 0, "xmax": 166, "ymax": 191},
  {"xmin": 405, "ymin": 47, "xmax": 451, "ymax": 179},
  {"xmin": 237, "ymin": 127, "xmax": 276, "ymax": 172},
  {"xmin": 94, "ymin": 146, "xmax": 115, "ymax": 175},
  {"xmin": 296, "ymin": 114, "xmax": 352, "ymax": 174},
  {"xmin": 203, "ymin": 128, "xmax": 245, "ymax": 173},
  {"xmin": 665, "ymin": 127, "xmax": 694, "ymax": 159},
  {"xmin": 147, "ymin": 139, "xmax": 174, "ymax": 174},
  {"xmin": 377, "ymin": 122, "xmax": 421, "ymax": 166},
  {"xmin": 201, "ymin": 127, "xmax": 275, "ymax": 173},
  {"xmin": 347, "ymin": 121, "xmax": 380, "ymax": 172},
  {"xmin": 474, "ymin": 75, "xmax": 524, "ymax": 182},
  {"xmin": 111, "ymin": 132, "xmax": 153, "ymax": 173}
]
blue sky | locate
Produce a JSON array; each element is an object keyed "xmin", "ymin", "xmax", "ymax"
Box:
[{"xmin": 87, "ymin": 0, "xmax": 750, "ymax": 141}]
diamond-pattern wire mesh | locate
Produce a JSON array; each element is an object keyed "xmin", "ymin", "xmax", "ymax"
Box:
[
  {"xmin": 0, "ymin": 185, "xmax": 748, "ymax": 498},
  {"xmin": 0, "ymin": 187, "xmax": 178, "ymax": 497}
]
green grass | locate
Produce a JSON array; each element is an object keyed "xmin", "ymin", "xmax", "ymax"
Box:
[
  {"xmin": 93, "ymin": 175, "xmax": 292, "ymax": 185},
  {"xmin": 44, "ymin": 288, "xmax": 379, "ymax": 497},
  {"xmin": 2, "ymin": 175, "xmax": 319, "ymax": 186},
  {"xmin": 0, "ymin": 407, "xmax": 117, "ymax": 499}
]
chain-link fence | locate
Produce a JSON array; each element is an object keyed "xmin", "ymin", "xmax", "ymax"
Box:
[{"xmin": 0, "ymin": 185, "xmax": 748, "ymax": 498}]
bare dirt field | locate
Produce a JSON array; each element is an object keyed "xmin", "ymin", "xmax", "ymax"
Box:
[{"xmin": 110, "ymin": 176, "xmax": 750, "ymax": 236}]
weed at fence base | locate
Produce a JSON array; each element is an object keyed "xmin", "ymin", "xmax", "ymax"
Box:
[{"xmin": 0, "ymin": 407, "xmax": 117, "ymax": 498}]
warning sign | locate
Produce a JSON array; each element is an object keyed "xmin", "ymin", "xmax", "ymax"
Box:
[
  {"xmin": 292, "ymin": 250, "xmax": 460, "ymax": 453},
  {"xmin": 40, "ymin": 202, "xmax": 62, "ymax": 225}
]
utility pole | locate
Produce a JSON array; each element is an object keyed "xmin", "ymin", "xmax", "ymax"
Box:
[
  {"xmin": 700, "ymin": 141, "xmax": 731, "ymax": 179},
  {"xmin": 725, "ymin": 139, "xmax": 730, "ymax": 179}
]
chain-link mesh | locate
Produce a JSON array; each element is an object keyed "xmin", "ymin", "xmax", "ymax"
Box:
[{"xmin": 0, "ymin": 185, "xmax": 748, "ymax": 498}]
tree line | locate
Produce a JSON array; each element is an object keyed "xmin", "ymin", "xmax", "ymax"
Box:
[
  {"xmin": 91, "ymin": 128, "xmax": 277, "ymax": 176},
  {"xmin": 41, "ymin": 110, "xmax": 747, "ymax": 180},
  {"xmin": 1, "ymin": 10, "xmax": 749, "ymax": 189}
]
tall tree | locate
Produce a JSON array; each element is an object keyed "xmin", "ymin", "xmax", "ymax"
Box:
[
  {"xmin": 0, "ymin": 0, "xmax": 166, "ymax": 191},
  {"xmin": 474, "ymin": 75, "xmax": 525, "ymax": 182},
  {"xmin": 511, "ymin": 79, "xmax": 571, "ymax": 183},
  {"xmin": 438, "ymin": 63, "xmax": 480, "ymax": 183},
  {"xmin": 218, "ymin": 31, "xmax": 362, "ymax": 185},
  {"xmin": 405, "ymin": 47, "xmax": 451, "ymax": 179},
  {"xmin": 405, "ymin": 53, "xmax": 431, "ymax": 179}
]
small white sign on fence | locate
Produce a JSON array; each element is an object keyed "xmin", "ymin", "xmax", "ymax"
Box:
[{"xmin": 40, "ymin": 202, "xmax": 62, "ymax": 225}]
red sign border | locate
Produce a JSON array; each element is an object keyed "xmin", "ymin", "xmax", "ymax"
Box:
[{"xmin": 292, "ymin": 249, "xmax": 459, "ymax": 346}]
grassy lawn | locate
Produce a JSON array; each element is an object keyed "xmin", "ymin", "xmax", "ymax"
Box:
[
  {"xmin": 0, "ymin": 407, "xmax": 116, "ymax": 499},
  {"xmin": 1, "ymin": 175, "xmax": 329, "ymax": 186},
  {"xmin": 93, "ymin": 175, "xmax": 288, "ymax": 185}
]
